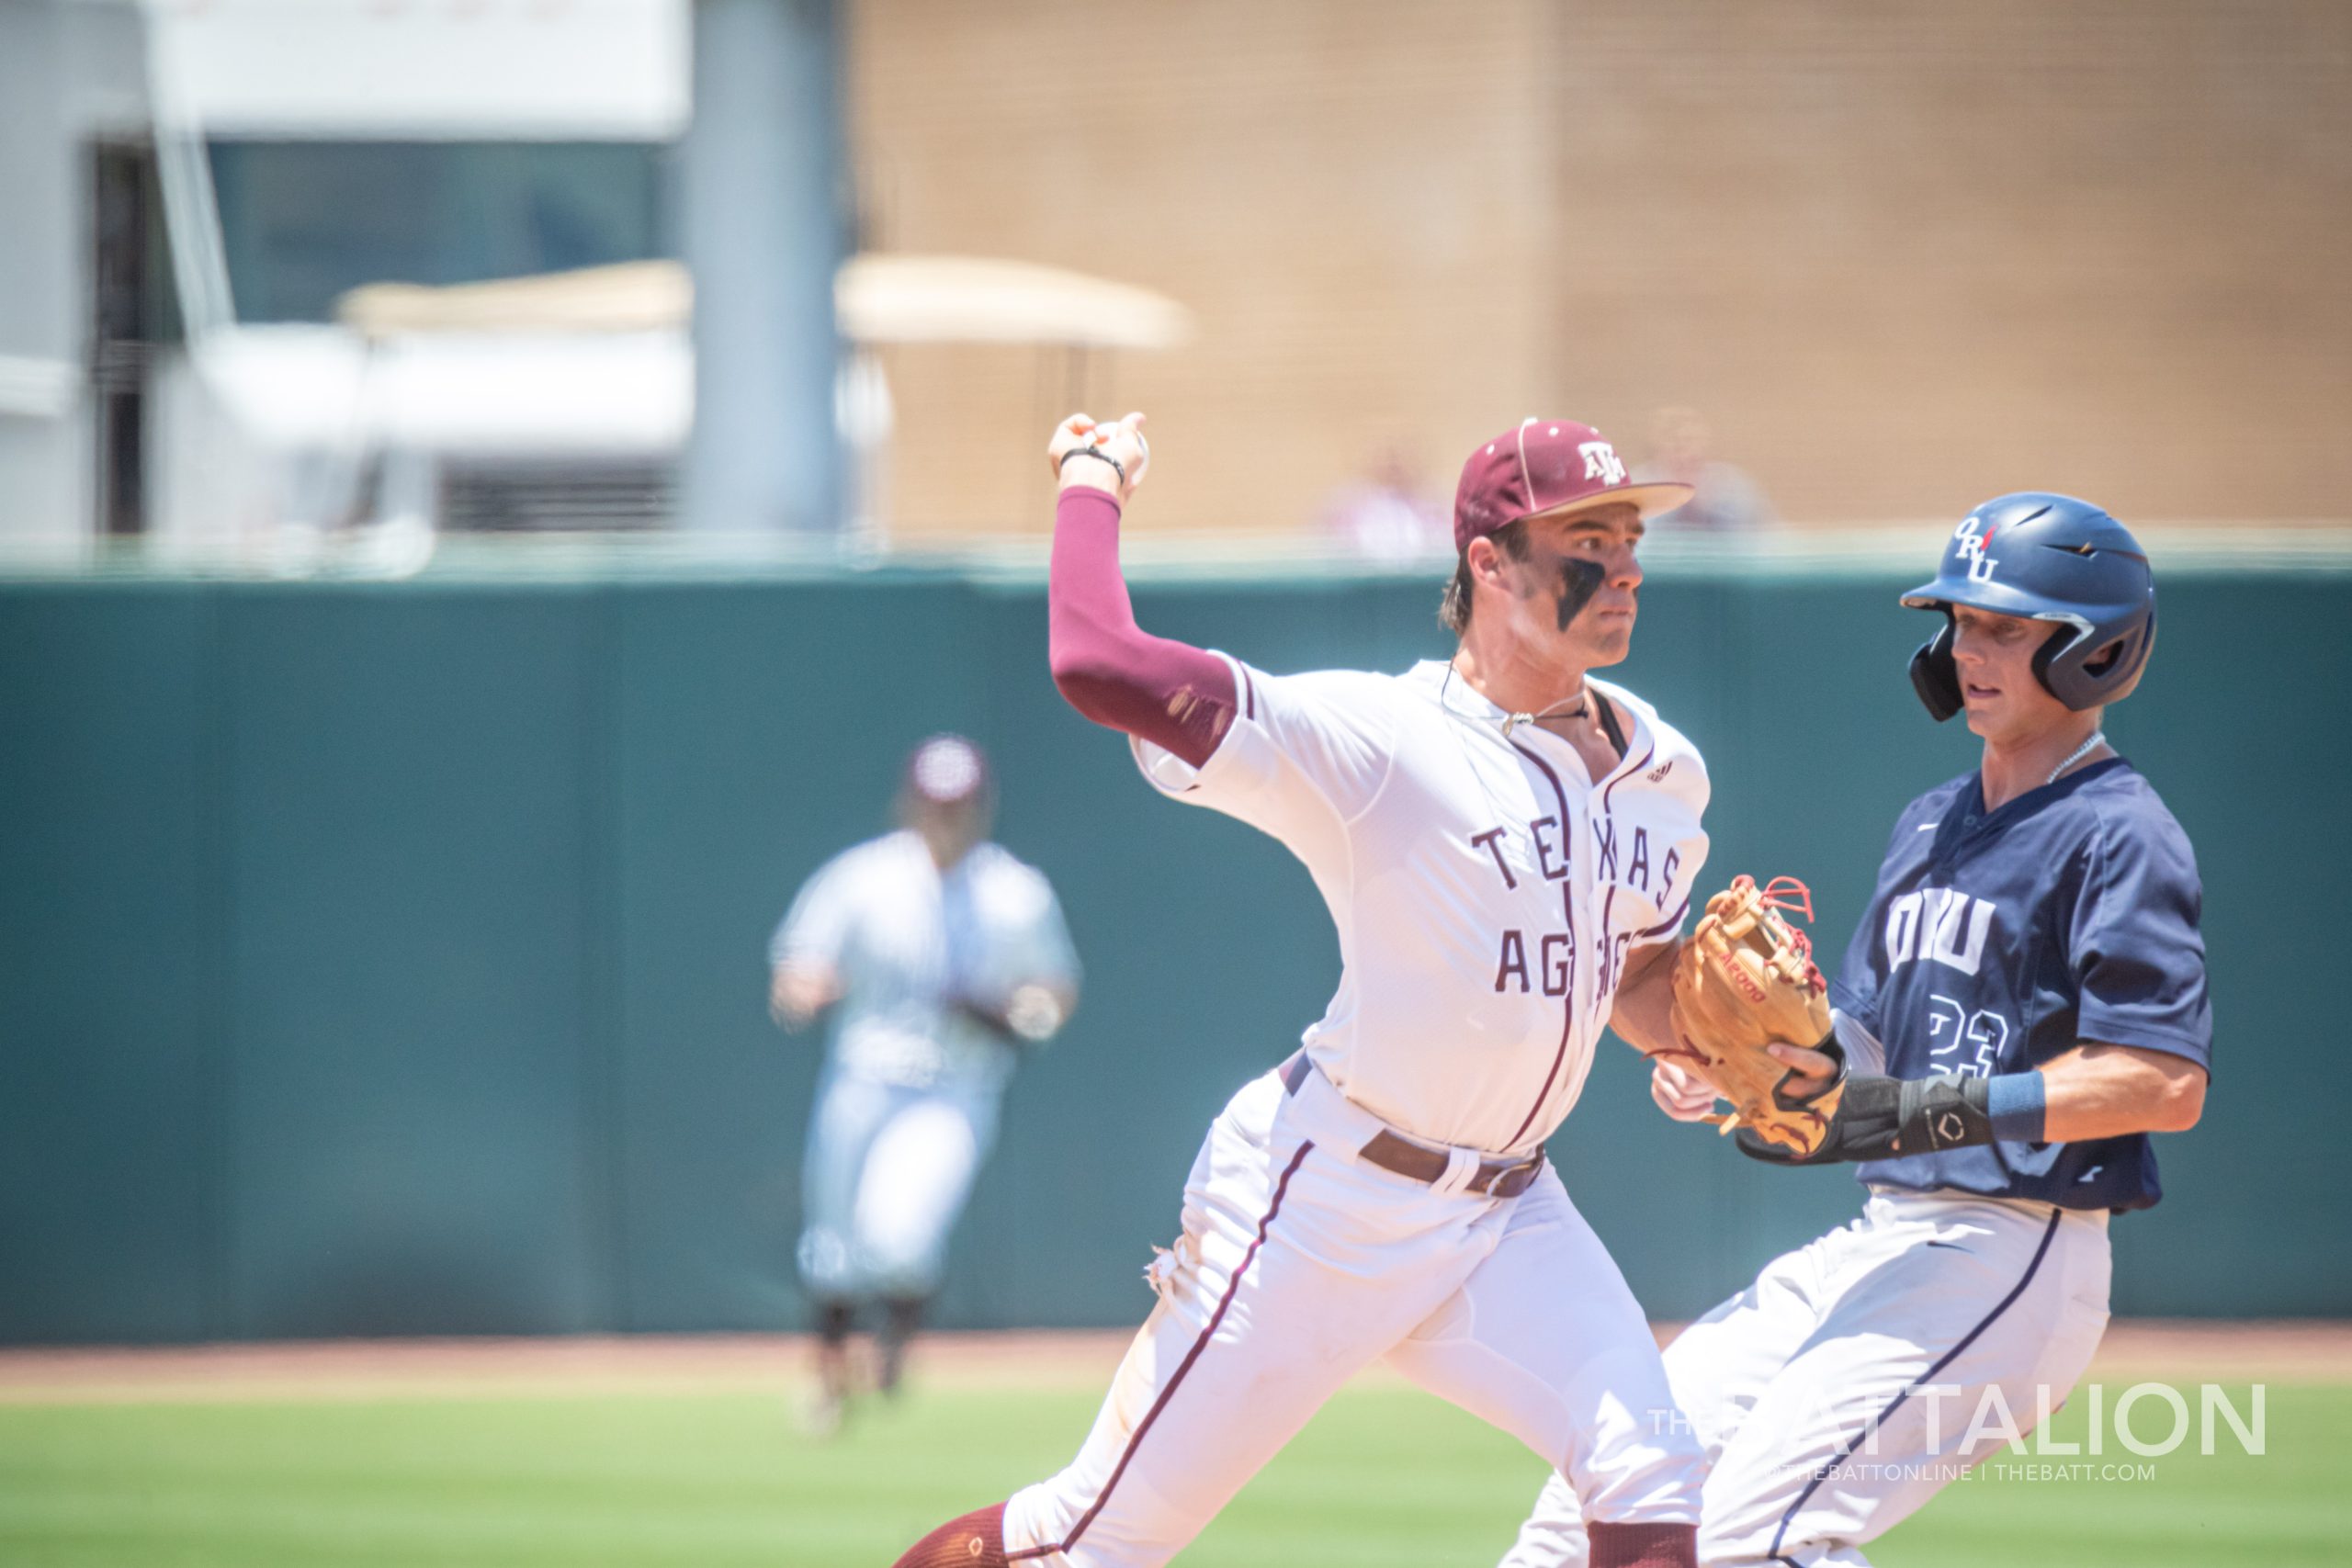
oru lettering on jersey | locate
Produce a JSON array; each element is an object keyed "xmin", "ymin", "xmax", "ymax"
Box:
[
  {"xmin": 1883, "ymin": 886, "xmax": 1995, "ymax": 977},
  {"xmin": 1475, "ymin": 818, "xmax": 1682, "ymax": 995},
  {"xmin": 1837, "ymin": 760, "xmax": 2211, "ymax": 1212}
]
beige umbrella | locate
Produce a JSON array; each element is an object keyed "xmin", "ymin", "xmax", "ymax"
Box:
[{"xmin": 338, "ymin": 255, "xmax": 1192, "ymax": 348}]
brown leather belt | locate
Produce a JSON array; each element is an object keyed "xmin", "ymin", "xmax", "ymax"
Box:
[{"xmin": 1281, "ymin": 1055, "xmax": 1544, "ymax": 1199}]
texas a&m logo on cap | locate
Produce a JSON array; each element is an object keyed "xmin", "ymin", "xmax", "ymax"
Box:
[{"xmin": 1450, "ymin": 417, "xmax": 1695, "ymax": 553}]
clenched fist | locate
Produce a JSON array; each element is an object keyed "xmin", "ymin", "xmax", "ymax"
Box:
[{"xmin": 1048, "ymin": 411, "xmax": 1151, "ymax": 503}]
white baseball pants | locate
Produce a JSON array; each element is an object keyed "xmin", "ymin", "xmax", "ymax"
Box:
[
  {"xmin": 1498, "ymin": 1190, "xmax": 2113, "ymax": 1568},
  {"xmin": 1002, "ymin": 1064, "xmax": 1705, "ymax": 1568},
  {"xmin": 797, "ymin": 1071, "xmax": 999, "ymax": 1300}
]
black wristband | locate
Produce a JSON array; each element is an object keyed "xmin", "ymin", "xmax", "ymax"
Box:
[
  {"xmin": 1058, "ymin": 446, "xmax": 1125, "ymax": 485},
  {"xmin": 1897, "ymin": 1074, "xmax": 1995, "ymax": 1153},
  {"xmin": 1736, "ymin": 1067, "xmax": 1994, "ymax": 1168}
]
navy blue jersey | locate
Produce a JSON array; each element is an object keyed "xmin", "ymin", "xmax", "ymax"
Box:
[{"xmin": 1829, "ymin": 757, "xmax": 2211, "ymax": 1211}]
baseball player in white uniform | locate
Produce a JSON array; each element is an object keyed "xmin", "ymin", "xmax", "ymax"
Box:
[
  {"xmin": 771, "ymin": 735, "xmax": 1080, "ymax": 1432},
  {"xmin": 888, "ymin": 412, "xmax": 1718, "ymax": 1568},
  {"xmin": 1498, "ymin": 494, "xmax": 2211, "ymax": 1565}
]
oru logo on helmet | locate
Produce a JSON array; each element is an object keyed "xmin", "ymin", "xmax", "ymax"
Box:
[
  {"xmin": 1952, "ymin": 515, "xmax": 1999, "ymax": 583},
  {"xmin": 1899, "ymin": 492, "xmax": 2156, "ymax": 720}
]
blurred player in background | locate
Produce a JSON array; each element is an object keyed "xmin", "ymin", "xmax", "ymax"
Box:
[
  {"xmin": 1501, "ymin": 494, "xmax": 2209, "ymax": 1566},
  {"xmin": 770, "ymin": 735, "xmax": 1081, "ymax": 1434}
]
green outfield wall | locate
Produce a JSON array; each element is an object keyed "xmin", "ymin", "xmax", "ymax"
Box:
[{"xmin": 0, "ymin": 564, "xmax": 2340, "ymax": 1342}]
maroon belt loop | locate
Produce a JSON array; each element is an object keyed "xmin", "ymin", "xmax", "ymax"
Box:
[{"xmin": 1279, "ymin": 1054, "xmax": 1541, "ymax": 1198}]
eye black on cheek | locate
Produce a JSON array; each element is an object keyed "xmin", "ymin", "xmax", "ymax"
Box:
[{"xmin": 1555, "ymin": 558, "xmax": 1606, "ymax": 630}]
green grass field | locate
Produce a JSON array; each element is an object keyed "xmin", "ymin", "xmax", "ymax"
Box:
[{"xmin": 0, "ymin": 1380, "xmax": 2342, "ymax": 1566}]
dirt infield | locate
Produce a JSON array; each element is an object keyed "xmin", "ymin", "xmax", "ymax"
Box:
[{"xmin": 0, "ymin": 1321, "xmax": 2345, "ymax": 1405}]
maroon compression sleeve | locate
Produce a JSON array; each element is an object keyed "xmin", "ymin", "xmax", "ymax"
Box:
[{"xmin": 1048, "ymin": 486, "xmax": 1239, "ymax": 769}]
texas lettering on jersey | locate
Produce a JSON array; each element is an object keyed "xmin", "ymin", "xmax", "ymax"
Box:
[
  {"xmin": 1478, "ymin": 816, "xmax": 1684, "ymax": 998},
  {"xmin": 1135, "ymin": 657, "xmax": 1710, "ymax": 1155}
]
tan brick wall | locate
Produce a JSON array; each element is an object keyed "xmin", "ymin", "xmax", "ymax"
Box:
[
  {"xmin": 851, "ymin": 0, "xmax": 2350, "ymax": 534},
  {"xmin": 850, "ymin": 0, "xmax": 1561, "ymax": 537},
  {"xmin": 1542, "ymin": 0, "xmax": 2352, "ymax": 524}
]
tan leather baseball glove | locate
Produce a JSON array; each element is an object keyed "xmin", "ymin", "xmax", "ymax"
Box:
[{"xmin": 1664, "ymin": 874, "xmax": 1845, "ymax": 1156}]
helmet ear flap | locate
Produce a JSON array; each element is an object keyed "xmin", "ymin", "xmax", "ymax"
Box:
[
  {"xmin": 2038, "ymin": 608, "xmax": 2157, "ymax": 711},
  {"xmin": 2109, "ymin": 608, "xmax": 2156, "ymax": 704},
  {"xmin": 1909, "ymin": 615, "xmax": 1962, "ymax": 721},
  {"xmin": 2029, "ymin": 620, "xmax": 2079, "ymax": 706}
]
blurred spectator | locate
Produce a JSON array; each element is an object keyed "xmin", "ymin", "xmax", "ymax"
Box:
[
  {"xmin": 767, "ymin": 735, "xmax": 1081, "ymax": 1435},
  {"xmin": 1317, "ymin": 445, "xmax": 1451, "ymax": 559},
  {"xmin": 1634, "ymin": 406, "xmax": 1776, "ymax": 531}
]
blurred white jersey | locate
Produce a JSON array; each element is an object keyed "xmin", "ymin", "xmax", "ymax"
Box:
[
  {"xmin": 1135, "ymin": 657, "xmax": 1709, "ymax": 1158},
  {"xmin": 772, "ymin": 831, "xmax": 1079, "ymax": 1093}
]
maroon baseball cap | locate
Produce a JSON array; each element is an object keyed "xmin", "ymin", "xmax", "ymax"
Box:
[{"xmin": 1453, "ymin": 418, "xmax": 1694, "ymax": 553}]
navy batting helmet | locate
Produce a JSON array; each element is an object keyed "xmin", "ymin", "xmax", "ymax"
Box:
[{"xmin": 1901, "ymin": 492, "xmax": 2156, "ymax": 722}]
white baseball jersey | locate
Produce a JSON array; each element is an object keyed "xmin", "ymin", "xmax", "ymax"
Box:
[
  {"xmin": 1005, "ymin": 654, "xmax": 1713, "ymax": 1567},
  {"xmin": 1134, "ymin": 656, "xmax": 1710, "ymax": 1157},
  {"xmin": 771, "ymin": 830, "xmax": 1079, "ymax": 1094}
]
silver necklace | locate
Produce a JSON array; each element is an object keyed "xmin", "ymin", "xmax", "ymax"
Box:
[
  {"xmin": 1501, "ymin": 690, "xmax": 1589, "ymax": 736},
  {"xmin": 1445, "ymin": 662, "xmax": 1592, "ymax": 737},
  {"xmin": 2046, "ymin": 729, "xmax": 2106, "ymax": 786}
]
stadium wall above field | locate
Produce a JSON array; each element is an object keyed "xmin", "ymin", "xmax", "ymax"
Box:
[{"xmin": 0, "ymin": 563, "xmax": 2341, "ymax": 1343}]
